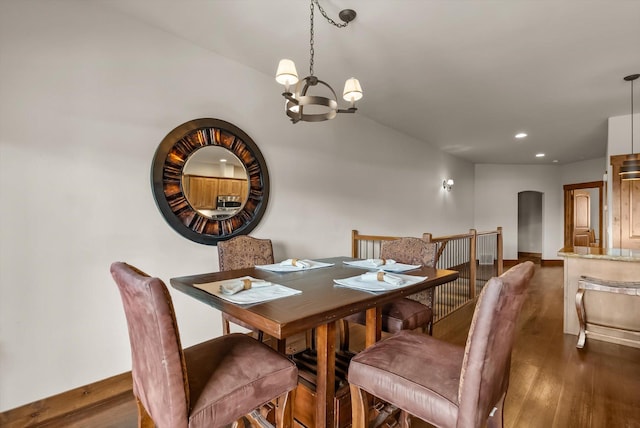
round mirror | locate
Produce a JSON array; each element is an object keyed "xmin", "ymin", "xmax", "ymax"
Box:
[
  {"xmin": 151, "ymin": 118, "xmax": 269, "ymax": 245},
  {"xmin": 182, "ymin": 146, "xmax": 248, "ymax": 220}
]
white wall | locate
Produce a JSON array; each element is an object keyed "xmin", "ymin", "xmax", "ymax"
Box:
[
  {"xmin": 559, "ymin": 157, "xmax": 607, "ymax": 185},
  {"xmin": 0, "ymin": 1, "xmax": 474, "ymax": 410},
  {"xmin": 475, "ymin": 158, "xmax": 607, "ymax": 261},
  {"xmin": 474, "ymin": 164, "xmax": 563, "ymax": 260},
  {"xmin": 608, "ymin": 113, "xmax": 640, "ymax": 158}
]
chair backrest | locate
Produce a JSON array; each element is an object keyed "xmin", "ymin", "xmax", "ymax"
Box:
[
  {"xmin": 380, "ymin": 237, "xmax": 438, "ymax": 267},
  {"xmin": 381, "ymin": 237, "xmax": 439, "ymax": 308},
  {"xmin": 456, "ymin": 261, "xmax": 534, "ymax": 428},
  {"xmin": 110, "ymin": 262, "xmax": 189, "ymax": 428},
  {"xmin": 218, "ymin": 235, "xmax": 274, "ymax": 271}
]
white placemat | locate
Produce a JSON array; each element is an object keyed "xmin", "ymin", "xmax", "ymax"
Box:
[
  {"xmin": 343, "ymin": 259, "xmax": 422, "ymax": 273},
  {"xmin": 333, "ymin": 272, "xmax": 428, "ymax": 292},
  {"xmin": 255, "ymin": 259, "xmax": 335, "ymax": 272},
  {"xmin": 194, "ymin": 276, "xmax": 301, "ymax": 304}
]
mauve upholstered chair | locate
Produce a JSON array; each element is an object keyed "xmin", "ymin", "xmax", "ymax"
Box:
[
  {"xmin": 111, "ymin": 262, "xmax": 298, "ymax": 428},
  {"xmin": 340, "ymin": 237, "xmax": 438, "ymax": 351},
  {"xmin": 348, "ymin": 261, "xmax": 534, "ymax": 428},
  {"xmin": 217, "ymin": 235, "xmax": 275, "ymax": 340}
]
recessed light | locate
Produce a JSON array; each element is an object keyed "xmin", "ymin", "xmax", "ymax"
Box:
[
  {"xmin": 536, "ymin": 153, "xmax": 545, "ymax": 158},
  {"xmin": 220, "ymin": 158, "xmax": 227, "ymax": 162},
  {"xmin": 553, "ymin": 159, "xmax": 558, "ymax": 163},
  {"xmin": 515, "ymin": 133, "xmax": 527, "ymax": 139}
]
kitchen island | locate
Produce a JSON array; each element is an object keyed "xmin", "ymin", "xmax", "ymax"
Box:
[{"xmin": 558, "ymin": 246, "xmax": 640, "ymax": 348}]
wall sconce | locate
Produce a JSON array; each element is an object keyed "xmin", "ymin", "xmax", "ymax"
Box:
[{"xmin": 443, "ymin": 179, "xmax": 454, "ymax": 192}]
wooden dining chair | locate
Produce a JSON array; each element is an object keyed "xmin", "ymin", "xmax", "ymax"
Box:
[
  {"xmin": 110, "ymin": 262, "xmax": 298, "ymax": 428},
  {"xmin": 340, "ymin": 237, "xmax": 438, "ymax": 351},
  {"xmin": 348, "ymin": 261, "xmax": 535, "ymax": 428},
  {"xmin": 218, "ymin": 235, "xmax": 275, "ymax": 340}
]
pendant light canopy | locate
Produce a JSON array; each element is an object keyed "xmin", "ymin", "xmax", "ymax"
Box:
[
  {"xmin": 620, "ymin": 73, "xmax": 640, "ymax": 180},
  {"xmin": 275, "ymin": 0, "xmax": 363, "ymax": 123}
]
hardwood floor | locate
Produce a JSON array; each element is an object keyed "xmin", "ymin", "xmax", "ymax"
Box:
[{"xmin": 37, "ymin": 265, "xmax": 640, "ymax": 427}]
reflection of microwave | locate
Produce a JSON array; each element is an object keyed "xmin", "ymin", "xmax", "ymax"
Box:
[{"xmin": 217, "ymin": 195, "xmax": 242, "ymax": 209}]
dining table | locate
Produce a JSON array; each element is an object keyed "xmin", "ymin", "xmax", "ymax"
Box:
[{"xmin": 170, "ymin": 256, "xmax": 459, "ymax": 428}]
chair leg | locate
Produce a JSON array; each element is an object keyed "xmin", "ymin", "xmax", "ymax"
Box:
[
  {"xmin": 427, "ymin": 321, "xmax": 433, "ymax": 336},
  {"xmin": 136, "ymin": 398, "xmax": 154, "ymax": 428},
  {"xmin": 232, "ymin": 418, "xmax": 247, "ymax": 428},
  {"xmin": 349, "ymin": 384, "xmax": 370, "ymax": 428},
  {"xmin": 487, "ymin": 392, "xmax": 506, "ymax": 428},
  {"xmin": 222, "ymin": 314, "xmax": 231, "ymax": 335},
  {"xmin": 246, "ymin": 410, "xmax": 270, "ymax": 428},
  {"xmin": 399, "ymin": 410, "xmax": 412, "ymax": 428},
  {"xmin": 275, "ymin": 389, "xmax": 295, "ymax": 428},
  {"xmin": 305, "ymin": 328, "xmax": 316, "ymax": 351},
  {"xmin": 340, "ymin": 319, "xmax": 350, "ymax": 351}
]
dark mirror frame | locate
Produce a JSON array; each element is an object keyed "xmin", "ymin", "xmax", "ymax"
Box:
[{"xmin": 151, "ymin": 118, "xmax": 269, "ymax": 245}]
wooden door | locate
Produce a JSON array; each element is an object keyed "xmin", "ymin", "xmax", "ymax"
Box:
[
  {"xmin": 573, "ymin": 191, "xmax": 591, "ymax": 246},
  {"xmin": 611, "ymin": 154, "xmax": 640, "ymax": 250},
  {"xmin": 574, "ymin": 191, "xmax": 591, "ymax": 230},
  {"xmin": 563, "ymin": 181, "xmax": 603, "ymax": 248}
]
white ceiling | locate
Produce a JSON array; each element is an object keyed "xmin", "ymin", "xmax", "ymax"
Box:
[{"xmin": 103, "ymin": 0, "xmax": 640, "ymax": 165}]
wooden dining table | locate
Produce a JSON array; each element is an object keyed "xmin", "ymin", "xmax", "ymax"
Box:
[{"xmin": 170, "ymin": 256, "xmax": 459, "ymax": 428}]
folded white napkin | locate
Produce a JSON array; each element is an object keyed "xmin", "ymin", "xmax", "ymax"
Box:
[
  {"xmin": 360, "ymin": 271, "xmax": 404, "ymax": 286},
  {"xmin": 365, "ymin": 258, "xmax": 396, "ymax": 267},
  {"xmin": 220, "ymin": 279, "xmax": 272, "ymax": 295},
  {"xmin": 280, "ymin": 258, "xmax": 311, "ymax": 268}
]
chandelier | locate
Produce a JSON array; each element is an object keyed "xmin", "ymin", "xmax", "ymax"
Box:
[
  {"xmin": 275, "ymin": 0, "xmax": 363, "ymax": 123},
  {"xmin": 620, "ymin": 73, "xmax": 640, "ymax": 180}
]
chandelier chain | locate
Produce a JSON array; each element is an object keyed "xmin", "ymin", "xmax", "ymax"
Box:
[
  {"xmin": 309, "ymin": 0, "xmax": 350, "ymax": 77},
  {"xmin": 314, "ymin": 0, "xmax": 350, "ymax": 28},
  {"xmin": 309, "ymin": 0, "xmax": 314, "ymax": 76}
]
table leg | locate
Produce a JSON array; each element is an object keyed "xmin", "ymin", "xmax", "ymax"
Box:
[
  {"xmin": 315, "ymin": 322, "xmax": 336, "ymax": 428},
  {"xmin": 365, "ymin": 307, "xmax": 382, "ymax": 348},
  {"xmin": 275, "ymin": 338, "xmax": 287, "ymax": 354}
]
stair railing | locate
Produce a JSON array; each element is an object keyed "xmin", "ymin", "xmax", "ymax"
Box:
[{"xmin": 351, "ymin": 227, "xmax": 503, "ymax": 322}]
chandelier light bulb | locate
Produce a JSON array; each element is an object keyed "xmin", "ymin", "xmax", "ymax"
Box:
[
  {"xmin": 343, "ymin": 77, "xmax": 363, "ymax": 102},
  {"xmin": 275, "ymin": 59, "xmax": 299, "ymax": 88}
]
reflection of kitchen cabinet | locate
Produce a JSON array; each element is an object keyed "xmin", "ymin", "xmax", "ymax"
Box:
[
  {"xmin": 184, "ymin": 175, "xmax": 248, "ymax": 209},
  {"xmin": 219, "ymin": 178, "xmax": 246, "ymax": 196}
]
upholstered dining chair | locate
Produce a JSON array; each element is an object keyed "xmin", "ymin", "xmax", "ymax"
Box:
[
  {"xmin": 218, "ymin": 235, "xmax": 275, "ymax": 340},
  {"xmin": 348, "ymin": 261, "xmax": 535, "ymax": 428},
  {"xmin": 340, "ymin": 237, "xmax": 438, "ymax": 351},
  {"xmin": 111, "ymin": 262, "xmax": 298, "ymax": 428}
]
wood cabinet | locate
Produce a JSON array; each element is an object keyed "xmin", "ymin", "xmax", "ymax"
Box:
[
  {"xmin": 610, "ymin": 154, "xmax": 640, "ymax": 250},
  {"xmin": 183, "ymin": 175, "xmax": 248, "ymax": 210}
]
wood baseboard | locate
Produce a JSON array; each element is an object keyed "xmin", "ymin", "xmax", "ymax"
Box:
[
  {"xmin": 0, "ymin": 372, "xmax": 133, "ymax": 428},
  {"xmin": 506, "ymin": 258, "xmax": 563, "ymax": 268},
  {"xmin": 517, "ymin": 251, "xmax": 542, "ymax": 259},
  {"xmin": 504, "ymin": 259, "xmax": 519, "ymax": 268}
]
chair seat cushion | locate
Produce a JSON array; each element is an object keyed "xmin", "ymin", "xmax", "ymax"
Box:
[
  {"xmin": 184, "ymin": 333, "xmax": 298, "ymax": 427},
  {"xmin": 344, "ymin": 298, "xmax": 432, "ymax": 333},
  {"xmin": 348, "ymin": 330, "xmax": 463, "ymax": 428}
]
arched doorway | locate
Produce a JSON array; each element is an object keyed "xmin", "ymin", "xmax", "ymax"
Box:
[{"xmin": 518, "ymin": 191, "xmax": 543, "ymax": 264}]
